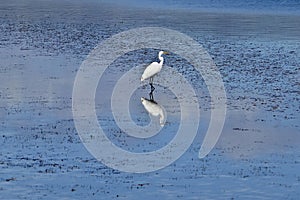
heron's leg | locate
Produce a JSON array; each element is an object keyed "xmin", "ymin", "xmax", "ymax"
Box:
[
  {"xmin": 150, "ymin": 77, "xmax": 153, "ymax": 84},
  {"xmin": 150, "ymin": 83, "xmax": 155, "ymax": 92},
  {"xmin": 149, "ymin": 90, "xmax": 154, "ymax": 101},
  {"xmin": 149, "ymin": 77, "xmax": 155, "ymax": 92}
]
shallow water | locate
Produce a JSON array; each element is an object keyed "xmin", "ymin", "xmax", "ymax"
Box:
[{"xmin": 0, "ymin": 1, "xmax": 299, "ymax": 199}]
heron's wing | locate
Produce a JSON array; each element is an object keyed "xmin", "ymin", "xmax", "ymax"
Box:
[{"xmin": 142, "ymin": 62, "xmax": 161, "ymax": 80}]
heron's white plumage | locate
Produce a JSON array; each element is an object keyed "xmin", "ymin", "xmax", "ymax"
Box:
[
  {"xmin": 141, "ymin": 62, "xmax": 161, "ymax": 81},
  {"xmin": 141, "ymin": 51, "xmax": 168, "ymax": 82}
]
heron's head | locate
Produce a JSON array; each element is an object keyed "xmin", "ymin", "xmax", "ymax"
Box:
[{"xmin": 159, "ymin": 51, "xmax": 169, "ymax": 56}]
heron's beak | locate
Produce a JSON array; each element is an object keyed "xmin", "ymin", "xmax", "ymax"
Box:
[{"xmin": 163, "ymin": 51, "xmax": 169, "ymax": 55}]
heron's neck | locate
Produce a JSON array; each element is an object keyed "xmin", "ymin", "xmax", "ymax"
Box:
[{"xmin": 159, "ymin": 55, "xmax": 164, "ymax": 66}]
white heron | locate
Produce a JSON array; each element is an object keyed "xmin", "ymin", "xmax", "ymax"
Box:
[
  {"xmin": 141, "ymin": 97, "xmax": 166, "ymax": 127},
  {"xmin": 141, "ymin": 51, "xmax": 169, "ymax": 86}
]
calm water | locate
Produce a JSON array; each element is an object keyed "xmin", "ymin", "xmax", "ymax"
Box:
[{"xmin": 0, "ymin": 1, "xmax": 299, "ymax": 199}]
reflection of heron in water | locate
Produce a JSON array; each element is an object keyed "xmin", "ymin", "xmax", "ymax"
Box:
[
  {"xmin": 141, "ymin": 51, "xmax": 169, "ymax": 92},
  {"xmin": 141, "ymin": 97, "xmax": 166, "ymax": 127}
]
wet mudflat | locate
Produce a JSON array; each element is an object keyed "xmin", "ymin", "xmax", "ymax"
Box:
[{"xmin": 0, "ymin": 1, "xmax": 299, "ymax": 199}]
